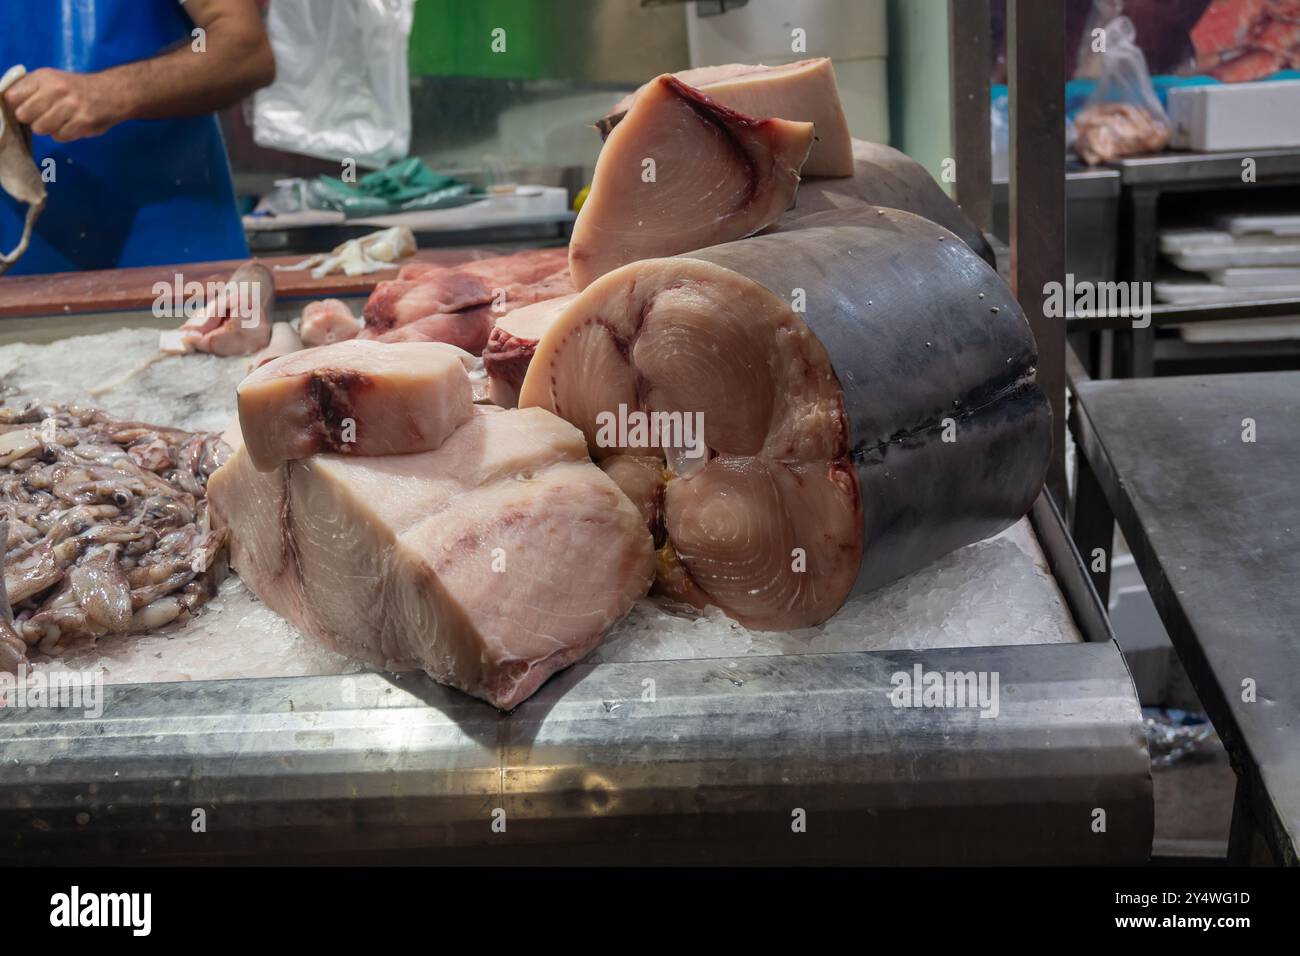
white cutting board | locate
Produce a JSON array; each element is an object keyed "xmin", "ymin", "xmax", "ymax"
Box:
[
  {"xmin": 1155, "ymin": 280, "xmax": 1300, "ymax": 304},
  {"xmin": 1207, "ymin": 266, "xmax": 1300, "ymax": 286},
  {"xmin": 1160, "ymin": 229, "xmax": 1300, "ymax": 270},
  {"xmin": 1216, "ymin": 212, "xmax": 1300, "ymax": 238}
]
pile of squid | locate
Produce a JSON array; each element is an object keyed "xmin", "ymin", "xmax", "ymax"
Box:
[{"xmin": 0, "ymin": 400, "xmax": 231, "ymax": 672}]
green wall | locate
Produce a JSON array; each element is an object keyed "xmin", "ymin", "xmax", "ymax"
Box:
[
  {"xmin": 887, "ymin": 0, "xmax": 954, "ymax": 193},
  {"xmin": 410, "ymin": 0, "xmax": 549, "ymax": 79}
]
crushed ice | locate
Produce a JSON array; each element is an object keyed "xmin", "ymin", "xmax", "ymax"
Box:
[{"xmin": 4, "ymin": 327, "xmax": 1079, "ymax": 685}]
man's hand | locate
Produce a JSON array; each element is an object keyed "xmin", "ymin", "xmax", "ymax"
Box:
[
  {"xmin": 1, "ymin": 0, "xmax": 272, "ymax": 144},
  {"xmin": 3, "ymin": 68, "xmax": 126, "ymax": 142}
]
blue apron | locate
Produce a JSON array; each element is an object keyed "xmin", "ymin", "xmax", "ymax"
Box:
[{"xmin": 0, "ymin": 0, "xmax": 248, "ymax": 275}]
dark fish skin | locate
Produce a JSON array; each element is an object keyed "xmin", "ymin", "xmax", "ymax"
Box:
[
  {"xmin": 527, "ymin": 205, "xmax": 1045, "ymax": 627},
  {"xmin": 0, "ymin": 400, "xmax": 231, "ymax": 672},
  {"xmin": 689, "ymin": 207, "xmax": 1048, "ymax": 599},
  {"xmin": 783, "ymin": 139, "xmax": 997, "ymax": 267}
]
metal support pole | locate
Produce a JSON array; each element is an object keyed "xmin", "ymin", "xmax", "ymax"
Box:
[
  {"xmin": 1008, "ymin": 0, "xmax": 1067, "ymax": 507},
  {"xmin": 948, "ymin": 0, "xmax": 992, "ymax": 234}
]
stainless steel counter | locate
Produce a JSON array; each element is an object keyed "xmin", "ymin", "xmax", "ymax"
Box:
[
  {"xmin": 0, "ymin": 486, "xmax": 1153, "ymax": 864},
  {"xmin": 1111, "ymin": 147, "xmax": 1300, "ymax": 186},
  {"xmin": 0, "ymin": 625, "xmax": 1151, "ymax": 864},
  {"xmin": 0, "ymin": 311, "xmax": 1153, "ymax": 865},
  {"xmin": 1070, "ymin": 369, "xmax": 1300, "ymax": 865}
]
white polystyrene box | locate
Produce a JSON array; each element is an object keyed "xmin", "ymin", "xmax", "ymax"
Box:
[{"xmin": 1167, "ymin": 80, "xmax": 1300, "ymax": 151}]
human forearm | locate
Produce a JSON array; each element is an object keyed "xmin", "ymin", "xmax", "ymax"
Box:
[
  {"xmin": 112, "ymin": 0, "xmax": 275, "ymax": 124},
  {"xmin": 0, "ymin": 0, "xmax": 273, "ymax": 141},
  {"xmin": 105, "ymin": 26, "xmax": 275, "ymax": 124}
]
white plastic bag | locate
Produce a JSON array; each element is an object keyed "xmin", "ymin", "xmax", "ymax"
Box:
[
  {"xmin": 1073, "ymin": 16, "xmax": 1170, "ymax": 165},
  {"xmin": 1086, "ymin": 17, "xmax": 1168, "ymax": 122},
  {"xmin": 1072, "ymin": 0, "xmax": 1124, "ymax": 81},
  {"xmin": 253, "ymin": 0, "xmax": 415, "ymax": 169}
]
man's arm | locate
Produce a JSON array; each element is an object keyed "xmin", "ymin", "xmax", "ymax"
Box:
[{"xmin": 2, "ymin": 0, "xmax": 275, "ymax": 142}]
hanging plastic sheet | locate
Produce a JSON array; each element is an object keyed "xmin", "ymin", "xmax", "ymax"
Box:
[{"xmin": 253, "ymin": 0, "xmax": 416, "ymax": 169}]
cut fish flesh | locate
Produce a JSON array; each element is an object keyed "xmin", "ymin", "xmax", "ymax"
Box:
[
  {"xmin": 0, "ymin": 66, "xmax": 47, "ymax": 276},
  {"xmin": 458, "ymin": 247, "xmax": 570, "ymax": 286},
  {"xmin": 396, "ymin": 261, "xmax": 448, "ymax": 281},
  {"xmin": 359, "ymin": 259, "xmax": 573, "ymax": 355},
  {"xmin": 362, "ymin": 273, "xmax": 493, "ymax": 337},
  {"xmin": 521, "ymin": 208, "xmax": 1049, "ymax": 629},
  {"xmin": 175, "ymin": 261, "xmax": 276, "ymax": 356},
  {"xmin": 208, "ymin": 408, "xmax": 655, "ymax": 708},
  {"xmin": 247, "ymin": 322, "xmax": 303, "ymax": 371},
  {"xmin": 599, "ymin": 58, "xmax": 853, "ymax": 177},
  {"xmin": 300, "ymin": 298, "xmax": 362, "ymax": 347},
  {"xmin": 425, "ymin": 343, "xmax": 492, "ymax": 404},
  {"xmin": 395, "ymin": 249, "xmax": 569, "ymax": 286},
  {"xmin": 483, "ymin": 293, "xmax": 578, "ymax": 408},
  {"xmin": 497, "ymin": 267, "xmax": 575, "ymax": 307},
  {"xmin": 236, "ymin": 339, "xmax": 473, "ymax": 472},
  {"xmin": 789, "ymin": 139, "xmax": 995, "ymax": 266},
  {"xmin": 569, "ymin": 74, "xmax": 814, "ymax": 291},
  {"xmin": 374, "ymin": 305, "xmax": 495, "ymax": 353},
  {"xmin": 363, "ymin": 259, "xmax": 574, "ymax": 354},
  {"xmin": 599, "ymin": 454, "xmax": 666, "ymax": 542}
]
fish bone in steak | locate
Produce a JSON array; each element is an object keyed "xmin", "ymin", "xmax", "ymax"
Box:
[
  {"xmin": 598, "ymin": 58, "xmax": 853, "ymax": 177},
  {"xmin": 208, "ymin": 408, "xmax": 655, "ymax": 709},
  {"xmin": 520, "ymin": 208, "xmax": 1049, "ymax": 630},
  {"xmin": 569, "ymin": 74, "xmax": 814, "ymax": 291},
  {"xmin": 789, "ymin": 139, "xmax": 995, "ymax": 266},
  {"xmin": 237, "ymin": 340, "xmax": 473, "ymax": 471}
]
